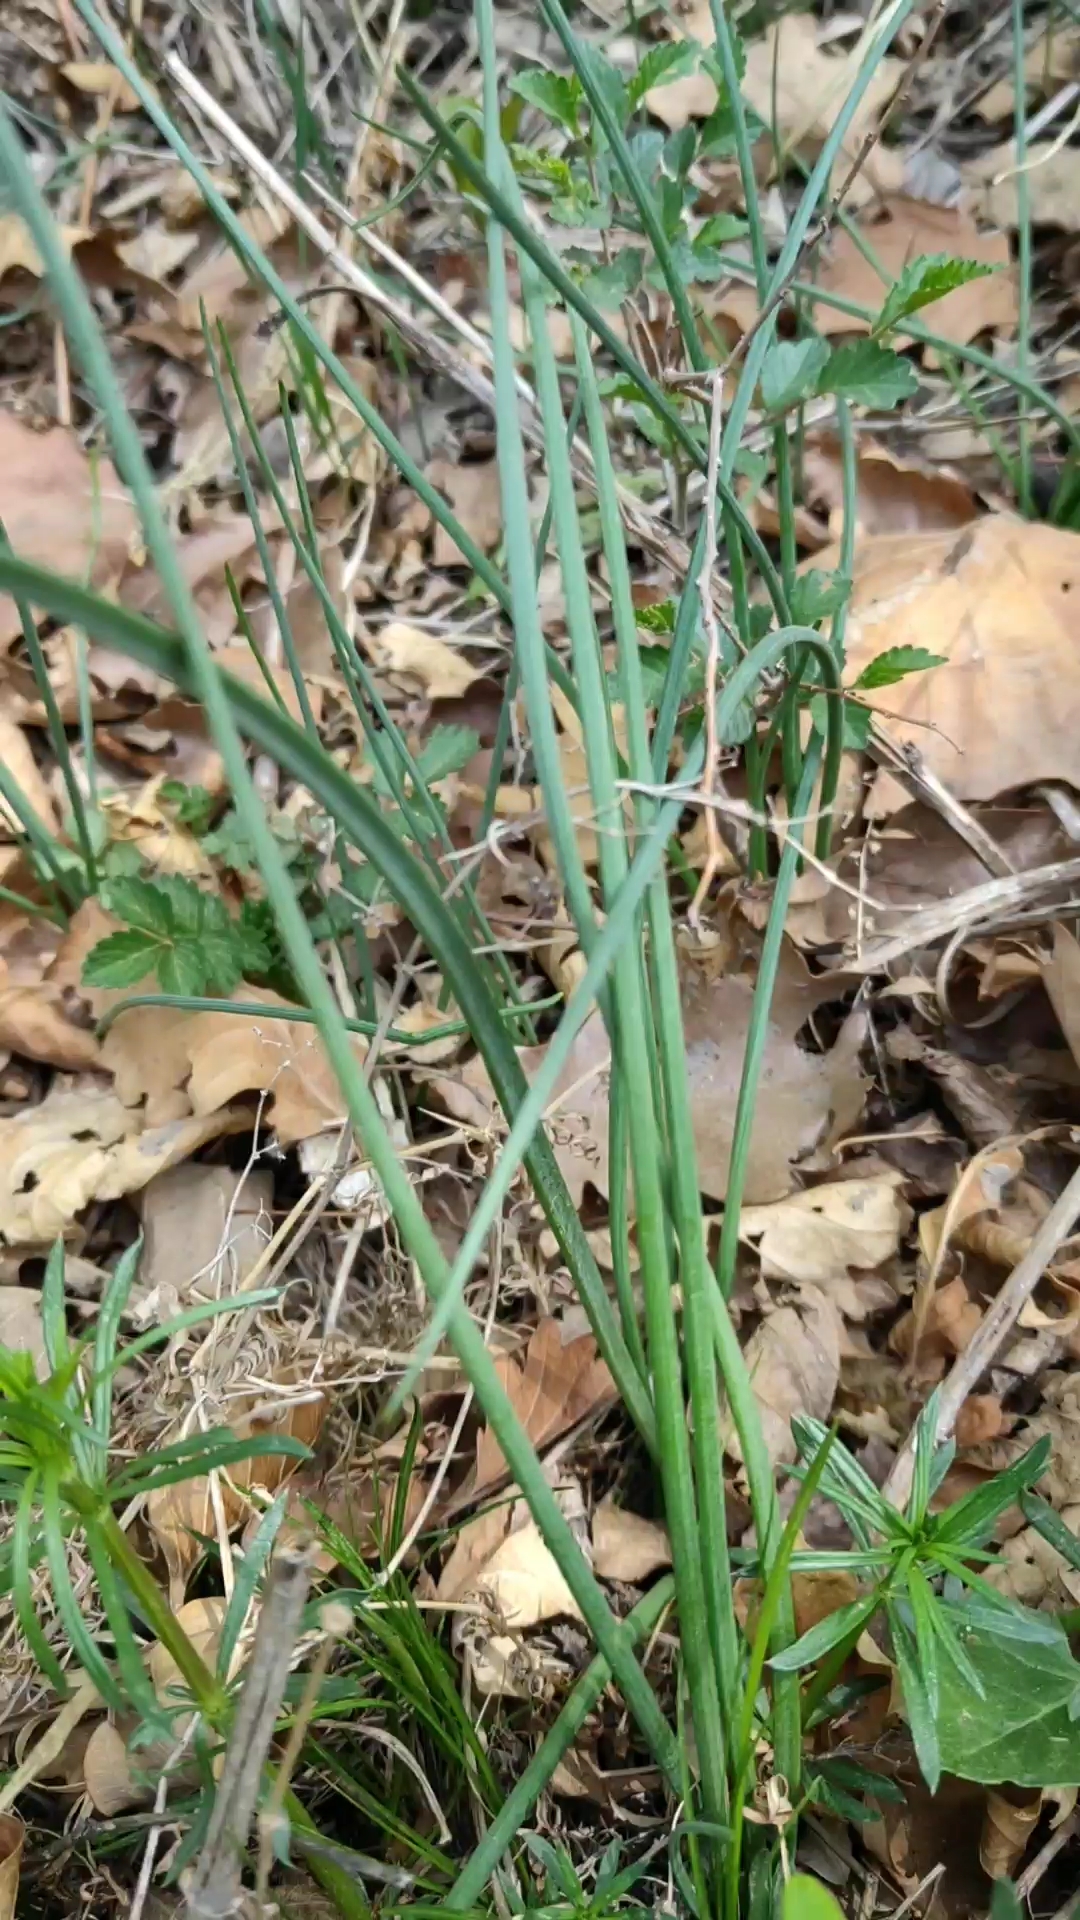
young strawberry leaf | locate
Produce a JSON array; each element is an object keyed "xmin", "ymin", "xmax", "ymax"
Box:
[
  {"xmin": 872, "ymin": 253, "xmax": 994, "ymax": 338},
  {"xmin": 628, "ymin": 40, "xmax": 699, "ymax": 111},
  {"xmin": 788, "ymin": 569, "xmax": 850, "ymax": 628},
  {"xmin": 853, "ymin": 645, "xmax": 946, "ymax": 690},
  {"xmin": 415, "ymin": 723, "xmax": 481, "ymax": 785},
  {"xmin": 817, "ymin": 339, "xmax": 918, "ymax": 410},
  {"xmin": 760, "ymin": 337, "xmax": 830, "ymax": 415}
]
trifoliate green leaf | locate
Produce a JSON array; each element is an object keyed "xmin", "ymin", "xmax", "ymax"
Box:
[
  {"xmin": 872, "ymin": 253, "xmax": 994, "ymax": 338},
  {"xmin": 853, "ymin": 644, "xmax": 945, "ymax": 690},
  {"xmin": 760, "ymin": 337, "xmax": 830, "ymax": 414},
  {"xmin": 818, "ymin": 339, "xmax": 918, "ymax": 410}
]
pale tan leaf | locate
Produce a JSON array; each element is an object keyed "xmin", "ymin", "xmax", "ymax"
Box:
[
  {"xmin": 591, "ymin": 1497, "xmax": 671, "ymax": 1581},
  {"xmin": 963, "ymin": 141, "xmax": 1080, "ymax": 231},
  {"xmin": 60, "ymin": 59, "xmax": 140, "ymax": 109},
  {"xmin": 739, "ymin": 1177, "xmax": 910, "ymax": 1285},
  {"xmin": 146, "ymin": 1476, "xmax": 244, "ymax": 1611},
  {"xmin": 726, "ymin": 1286, "xmax": 842, "ymax": 1466},
  {"xmin": 436, "ymin": 1497, "xmax": 513, "ymax": 1604},
  {"xmin": 829, "ymin": 517, "xmax": 1080, "ymax": 802},
  {"xmin": 0, "ymin": 714, "xmax": 59, "ymax": 837},
  {"xmin": 84, "ymin": 1722, "xmax": 143, "ymax": 1816},
  {"xmin": 0, "ymin": 1085, "xmax": 247, "ymax": 1243},
  {"xmin": 371, "ymin": 621, "xmax": 484, "ymax": 700},
  {"xmin": 426, "ymin": 457, "xmax": 502, "ymax": 568},
  {"xmin": 0, "ymin": 976, "xmax": 100, "ymax": 1071},
  {"xmin": 0, "ymin": 415, "xmax": 138, "ymax": 644},
  {"xmin": 802, "ymin": 432, "xmax": 981, "ymax": 538},
  {"xmin": 813, "ymin": 198, "xmax": 1016, "ymax": 346},
  {"xmin": 979, "ymin": 1789, "xmax": 1042, "ymax": 1879},
  {"xmin": 1043, "ymin": 923, "xmax": 1080, "ymax": 1073},
  {"xmin": 469, "ymin": 1516, "xmax": 583, "ymax": 1629},
  {"xmin": 136, "ymin": 1163, "xmax": 273, "ymax": 1315}
]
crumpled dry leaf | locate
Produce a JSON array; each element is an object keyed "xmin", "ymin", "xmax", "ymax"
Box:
[
  {"xmin": 469, "ymin": 1514, "xmax": 583, "ymax": 1630},
  {"xmin": 831, "ymin": 516, "xmax": 1080, "ymax": 802},
  {"xmin": 814, "ymin": 197, "xmax": 1016, "ymax": 347},
  {"xmin": 891, "ymin": 1274, "xmax": 982, "ymax": 1383},
  {"xmin": 975, "ymin": 22, "xmax": 1080, "ymax": 119},
  {"xmin": 0, "ymin": 1814, "xmax": 23, "ymax": 1920},
  {"xmin": 147, "ymin": 1475, "xmax": 244, "ymax": 1611},
  {"xmin": 0, "ymin": 969, "xmax": 101, "ymax": 1072},
  {"xmin": 136, "ymin": 1163, "xmax": 273, "ymax": 1318},
  {"xmin": 988, "ymin": 1499, "xmax": 1080, "ymax": 1610},
  {"xmin": 802, "ymin": 433, "xmax": 982, "ymax": 539},
  {"xmin": 591, "ymin": 1496, "xmax": 671, "ymax": 1582},
  {"xmin": 370, "ymin": 621, "xmax": 485, "ymax": 700},
  {"xmin": 0, "ymin": 415, "xmax": 138, "ymax": 644},
  {"xmin": 83, "ymin": 1721, "xmax": 143, "ymax": 1817},
  {"xmin": 979, "ymin": 1787, "xmax": 1042, "ymax": 1878},
  {"xmin": 739, "ymin": 1176, "xmax": 910, "ymax": 1289},
  {"xmin": 726, "ymin": 1285, "xmax": 842, "ymax": 1466},
  {"xmin": 963, "ymin": 140, "xmax": 1080, "ymax": 231},
  {"xmin": 1042, "ymin": 923, "xmax": 1080, "ymax": 1076},
  {"xmin": 646, "ymin": 9, "xmax": 904, "ymax": 206},
  {"xmin": 0, "ymin": 1085, "xmax": 248, "ymax": 1245},
  {"xmin": 0, "ymin": 714, "xmax": 57, "ymax": 839},
  {"xmin": 59, "ymin": 59, "xmax": 140, "ymax": 108},
  {"xmin": 426, "ymin": 456, "xmax": 502, "ymax": 569},
  {"xmin": 474, "ymin": 1318, "xmax": 615, "ymax": 1497},
  {"xmin": 0, "ymin": 215, "xmax": 90, "ymax": 283},
  {"xmin": 432, "ymin": 949, "xmax": 866, "ymax": 1208}
]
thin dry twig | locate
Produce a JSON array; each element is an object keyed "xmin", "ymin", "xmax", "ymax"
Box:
[
  {"xmin": 688, "ymin": 370, "xmax": 735, "ymax": 924},
  {"xmin": 844, "ymin": 855, "xmax": 1080, "ymax": 975}
]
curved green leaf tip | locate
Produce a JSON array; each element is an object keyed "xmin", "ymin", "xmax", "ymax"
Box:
[{"xmin": 783, "ymin": 1874, "xmax": 847, "ymax": 1920}]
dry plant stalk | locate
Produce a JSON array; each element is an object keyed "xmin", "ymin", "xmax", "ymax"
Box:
[{"xmin": 183, "ymin": 1545, "xmax": 314, "ymax": 1920}]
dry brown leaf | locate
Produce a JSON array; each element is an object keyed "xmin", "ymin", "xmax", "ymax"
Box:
[
  {"xmin": 830, "ymin": 517, "xmax": 1080, "ymax": 802},
  {"xmin": 736, "ymin": 1566, "xmax": 859, "ymax": 1641},
  {"xmin": 891, "ymin": 1274, "xmax": 982, "ymax": 1381},
  {"xmin": 814, "ymin": 198, "xmax": 1016, "ymax": 346},
  {"xmin": 370, "ymin": 621, "xmax": 485, "ymax": 700},
  {"xmin": 726, "ymin": 1285, "xmax": 842, "ymax": 1466},
  {"xmin": 591, "ymin": 1496, "xmax": 671, "ymax": 1582},
  {"xmin": 802, "ymin": 433, "xmax": 982, "ymax": 538},
  {"xmin": 434, "ymin": 954, "xmax": 866, "ymax": 1207},
  {"xmin": 963, "ymin": 140, "xmax": 1080, "ymax": 231},
  {"xmin": 0, "ymin": 214, "xmax": 90, "ymax": 282},
  {"xmin": 83, "ymin": 1722, "xmax": 142, "ymax": 1817},
  {"xmin": 470, "ymin": 1515, "xmax": 583, "ymax": 1629},
  {"xmin": 136, "ymin": 1164, "xmax": 273, "ymax": 1316},
  {"xmin": 426, "ymin": 457, "xmax": 502, "ymax": 568},
  {"xmin": 955, "ymin": 1394, "xmax": 1006, "ymax": 1448},
  {"xmin": 59, "ymin": 58, "xmax": 139, "ymax": 109},
  {"xmin": 975, "ymin": 23, "xmax": 1080, "ymax": 119},
  {"xmin": 0, "ymin": 714, "xmax": 59, "ymax": 837},
  {"xmin": 0, "ymin": 415, "xmax": 138, "ymax": 644},
  {"xmin": 739, "ymin": 1176, "xmax": 910, "ymax": 1286},
  {"xmin": 979, "ymin": 1789, "xmax": 1042, "ymax": 1879},
  {"xmin": 0, "ymin": 1815, "xmax": 23, "ymax": 1920},
  {"xmin": 474, "ymin": 1319, "xmax": 615, "ymax": 1496},
  {"xmin": 0, "ymin": 1085, "xmax": 247, "ymax": 1244},
  {"xmin": 0, "ymin": 971, "xmax": 100, "ymax": 1071},
  {"xmin": 646, "ymin": 10, "xmax": 904, "ymax": 205},
  {"xmin": 0, "ymin": 1286, "xmax": 46, "ymax": 1377},
  {"xmin": 437, "ymin": 1495, "xmax": 513, "ymax": 1604},
  {"xmin": 230, "ymin": 1375, "xmax": 328, "ymax": 1494},
  {"xmin": 147, "ymin": 1476, "xmax": 244, "ymax": 1610}
]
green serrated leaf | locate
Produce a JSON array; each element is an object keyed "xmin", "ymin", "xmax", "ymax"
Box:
[
  {"xmin": 818, "ymin": 339, "xmax": 918, "ymax": 410},
  {"xmin": 566, "ymin": 244, "xmax": 643, "ymax": 308},
  {"xmin": 509, "ymin": 68, "xmax": 583, "ymax": 136},
  {"xmin": 873, "ymin": 253, "xmax": 995, "ymax": 338},
  {"xmin": 853, "ymin": 644, "xmax": 946, "ymax": 690},
  {"xmin": 416, "ymin": 723, "xmax": 481, "ymax": 785},
  {"xmin": 82, "ymin": 929, "xmax": 164, "ymax": 990},
  {"xmin": 629, "ymin": 40, "xmax": 699, "ymax": 109},
  {"xmin": 760, "ymin": 337, "xmax": 830, "ymax": 415},
  {"xmin": 100, "ymin": 876, "xmax": 176, "ymax": 938},
  {"xmin": 636, "ymin": 599, "xmax": 676, "ymax": 635},
  {"xmin": 788, "ymin": 569, "xmax": 850, "ymax": 628}
]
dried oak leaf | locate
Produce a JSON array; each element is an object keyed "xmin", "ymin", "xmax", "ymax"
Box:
[
  {"xmin": 832, "ymin": 516, "xmax": 1080, "ymax": 802},
  {"xmin": 802, "ymin": 432, "xmax": 982, "ymax": 539},
  {"xmin": 0, "ymin": 969, "xmax": 100, "ymax": 1072},
  {"xmin": 813, "ymin": 197, "xmax": 1016, "ymax": 347},
  {"xmin": 726, "ymin": 1285, "xmax": 842, "ymax": 1467},
  {"xmin": 738, "ymin": 1175, "xmax": 910, "ymax": 1289},
  {"xmin": 473, "ymin": 1318, "xmax": 616, "ymax": 1496},
  {"xmin": 432, "ymin": 949, "xmax": 866, "ymax": 1208},
  {"xmin": 370, "ymin": 620, "xmax": 486, "ymax": 700},
  {"xmin": 591, "ymin": 1496, "xmax": 672, "ymax": 1582},
  {"xmin": 0, "ymin": 1086, "xmax": 248, "ymax": 1245},
  {"xmin": 0, "ymin": 414, "xmax": 137, "ymax": 645},
  {"xmin": 964, "ymin": 141, "xmax": 1080, "ymax": 231}
]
